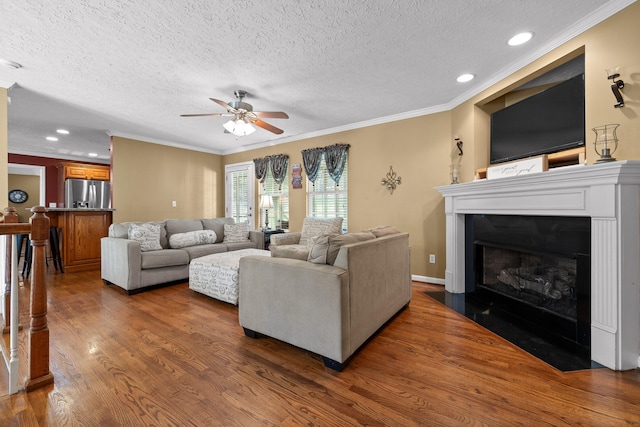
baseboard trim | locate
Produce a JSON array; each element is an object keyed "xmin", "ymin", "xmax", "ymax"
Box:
[{"xmin": 412, "ymin": 275, "xmax": 445, "ymax": 285}]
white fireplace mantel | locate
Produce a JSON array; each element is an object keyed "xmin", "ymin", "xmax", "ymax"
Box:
[{"xmin": 436, "ymin": 160, "xmax": 640, "ymax": 370}]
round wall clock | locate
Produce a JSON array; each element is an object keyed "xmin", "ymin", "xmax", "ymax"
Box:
[{"xmin": 8, "ymin": 189, "xmax": 29, "ymax": 204}]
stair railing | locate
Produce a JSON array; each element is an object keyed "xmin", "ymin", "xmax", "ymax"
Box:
[{"xmin": 0, "ymin": 206, "xmax": 53, "ymax": 394}]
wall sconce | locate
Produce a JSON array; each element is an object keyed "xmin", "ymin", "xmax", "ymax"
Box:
[
  {"xmin": 607, "ymin": 67, "xmax": 624, "ymax": 108},
  {"xmin": 381, "ymin": 166, "xmax": 401, "ymax": 194},
  {"xmin": 593, "ymin": 124, "xmax": 619, "ymax": 163},
  {"xmin": 454, "ymin": 137, "xmax": 463, "ymax": 156}
]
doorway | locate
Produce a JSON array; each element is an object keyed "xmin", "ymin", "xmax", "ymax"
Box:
[{"xmin": 224, "ymin": 162, "xmax": 255, "ymax": 226}]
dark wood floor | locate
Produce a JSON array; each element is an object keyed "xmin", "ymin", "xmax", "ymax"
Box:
[{"xmin": 2, "ymin": 269, "xmax": 640, "ymax": 426}]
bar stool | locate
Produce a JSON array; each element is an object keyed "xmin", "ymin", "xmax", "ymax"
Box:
[
  {"xmin": 18, "ymin": 226, "xmax": 65, "ymax": 278},
  {"xmin": 49, "ymin": 226, "xmax": 64, "ymax": 273},
  {"xmin": 15, "ymin": 233, "xmax": 30, "ymax": 276}
]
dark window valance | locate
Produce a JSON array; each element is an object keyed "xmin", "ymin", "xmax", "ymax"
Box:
[
  {"xmin": 301, "ymin": 143, "xmax": 350, "ymax": 185},
  {"xmin": 270, "ymin": 154, "xmax": 289, "ymax": 190},
  {"xmin": 324, "ymin": 143, "xmax": 350, "ymax": 185},
  {"xmin": 301, "ymin": 147, "xmax": 324, "ymax": 184},
  {"xmin": 253, "ymin": 157, "xmax": 269, "ymax": 183},
  {"xmin": 253, "ymin": 154, "xmax": 289, "ymax": 189}
]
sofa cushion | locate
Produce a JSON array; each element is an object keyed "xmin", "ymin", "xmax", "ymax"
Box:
[
  {"xmin": 270, "ymin": 245, "xmax": 310, "ymax": 260},
  {"xmin": 225, "ymin": 241, "xmax": 260, "ymax": 251},
  {"xmin": 327, "ymin": 232, "xmax": 376, "ymax": 265},
  {"xmin": 141, "ymin": 249, "xmax": 190, "ymax": 269},
  {"xmin": 201, "ymin": 218, "xmax": 235, "ymax": 243},
  {"xmin": 307, "ymin": 234, "xmax": 330, "ymax": 264},
  {"xmin": 368, "ymin": 225, "xmax": 401, "ymax": 238},
  {"xmin": 223, "ymin": 222, "xmax": 250, "ymax": 243},
  {"xmin": 128, "ymin": 223, "xmax": 163, "ymax": 252},
  {"xmin": 183, "ymin": 244, "xmax": 227, "ymax": 260},
  {"xmin": 300, "ymin": 217, "xmax": 343, "ymax": 247},
  {"xmin": 169, "ymin": 230, "xmax": 217, "ymax": 249}
]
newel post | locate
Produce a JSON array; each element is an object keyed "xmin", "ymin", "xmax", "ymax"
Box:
[
  {"xmin": 2, "ymin": 207, "xmax": 19, "ymax": 334},
  {"xmin": 25, "ymin": 206, "xmax": 54, "ymax": 390}
]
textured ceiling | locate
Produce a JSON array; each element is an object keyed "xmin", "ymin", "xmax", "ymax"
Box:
[{"xmin": 0, "ymin": 0, "xmax": 635, "ymax": 163}]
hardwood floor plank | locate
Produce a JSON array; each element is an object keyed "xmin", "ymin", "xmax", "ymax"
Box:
[{"xmin": 1, "ymin": 270, "xmax": 640, "ymax": 426}]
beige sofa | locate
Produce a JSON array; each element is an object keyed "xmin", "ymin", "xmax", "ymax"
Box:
[
  {"xmin": 238, "ymin": 228, "xmax": 411, "ymax": 370},
  {"xmin": 101, "ymin": 218, "xmax": 263, "ymax": 294}
]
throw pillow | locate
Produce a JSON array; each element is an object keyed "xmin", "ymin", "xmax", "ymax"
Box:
[
  {"xmin": 169, "ymin": 230, "xmax": 217, "ymax": 249},
  {"xmin": 327, "ymin": 231, "xmax": 376, "ymax": 265},
  {"xmin": 223, "ymin": 222, "xmax": 250, "ymax": 243},
  {"xmin": 300, "ymin": 217, "xmax": 343, "ymax": 247},
  {"xmin": 307, "ymin": 234, "xmax": 330, "ymax": 264},
  {"xmin": 128, "ymin": 223, "xmax": 163, "ymax": 252}
]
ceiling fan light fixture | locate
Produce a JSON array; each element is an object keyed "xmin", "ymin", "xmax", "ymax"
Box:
[{"xmin": 223, "ymin": 118, "xmax": 255, "ymax": 136}]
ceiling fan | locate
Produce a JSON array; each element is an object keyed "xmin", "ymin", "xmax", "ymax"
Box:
[{"xmin": 181, "ymin": 90, "xmax": 289, "ymax": 136}]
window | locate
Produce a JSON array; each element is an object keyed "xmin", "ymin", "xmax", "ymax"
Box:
[
  {"xmin": 259, "ymin": 168, "xmax": 289, "ymax": 230},
  {"xmin": 307, "ymin": 156, "xmax": 348, "ymax": 232}
]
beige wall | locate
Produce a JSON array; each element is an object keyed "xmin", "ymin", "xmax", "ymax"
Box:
[
  {"xmin": 110, "ymin": 136, "xmax": 224, "ymax": 222},
  {"xmin": 0, "ymin": 88, "xmax": 7, "ymax": 208},
  {"xmin": 7, "ymin": 174, "xmax": 40, "ymax": 222},
  {"xmin": 225, "ymin": 112, "xmax": 452, "ymax": 278}
]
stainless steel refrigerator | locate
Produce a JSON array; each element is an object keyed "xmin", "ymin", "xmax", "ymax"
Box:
[{"xmin": 65, "ymin": 179, "xmax": 111, "ymax": 209}]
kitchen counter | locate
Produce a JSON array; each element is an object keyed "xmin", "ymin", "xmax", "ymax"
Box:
[
  {"xmin": 26, "ymin": 208, "xmax": 114, "ymax": 273},
  {"xmin": 27, "ymin": 207, "xmax": 116, "ymax": 212}
]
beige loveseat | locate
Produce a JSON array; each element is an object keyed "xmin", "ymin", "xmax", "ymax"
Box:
[
  {"xmin": 101, "ymin": 218, "xmax": 263, "ymax": 294},
  {"xmin": 239, "ymin": 227, "xmax": 411, "ymax": 370}
]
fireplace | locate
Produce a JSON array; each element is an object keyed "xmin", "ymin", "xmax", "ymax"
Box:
[
  {"xmin": 436, "ymin": 161, "xmax": 640, "ymax": 370},
  {"xmin": 466, "ymin": 214, "xmax": 591, "ymax": 355}
]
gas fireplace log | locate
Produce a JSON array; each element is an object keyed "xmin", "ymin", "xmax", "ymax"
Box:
[{"xmin": 497, "ymin": 267, "xmax": 575, "ymax": 300}]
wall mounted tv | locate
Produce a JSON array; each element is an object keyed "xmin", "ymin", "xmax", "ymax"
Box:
[{"xmin": 490, "ymin": 74, "xmax": 585, "ymax": 164}]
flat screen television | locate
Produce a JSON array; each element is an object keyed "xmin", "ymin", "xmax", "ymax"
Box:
[{"xmin": 490, "ymin": 74, "xmax": 585, "ymax": 164}]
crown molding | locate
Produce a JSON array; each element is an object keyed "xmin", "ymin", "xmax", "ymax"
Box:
[{"xmin": 105, "ymin": 130, "xmax": 224, "ymax": 156}]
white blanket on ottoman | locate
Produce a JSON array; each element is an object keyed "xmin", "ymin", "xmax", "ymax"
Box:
[{"xmin": 189, "ymin": 249, "xmax": 270, "ymax": 305}]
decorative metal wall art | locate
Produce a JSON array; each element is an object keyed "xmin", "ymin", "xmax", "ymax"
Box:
[{"xmin": 381, "ymin": 166, "xmax": 401, "ymax": 194}]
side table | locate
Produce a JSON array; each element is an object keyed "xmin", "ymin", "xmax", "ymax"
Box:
[{"xmin": 263, "ymin": 229, "xmax": 285, "ymax": 250}]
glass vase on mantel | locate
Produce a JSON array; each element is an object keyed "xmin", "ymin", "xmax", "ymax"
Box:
[
  {"xmin": 450, "ymin": 163, "xmax": 461, "ymax": 184},
  {"xmin": 593, "ymin": 124, "xmax": 619, "ymax": 163}
]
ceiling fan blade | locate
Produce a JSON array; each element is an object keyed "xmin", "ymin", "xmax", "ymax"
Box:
[
  {"xmin": 252, "ymin": 119, "xmax": 284, "ymax": 135},
  {"xmin": 180, "ymin": 113, "xmax": 232, "ymax": 117},
  {"xmin": 210, "ymin": 98, "xmax": 237, "ymax": 113},
  {"xmin": 252, "ymin": 111, "xmax": 289, "ymax": 119}
]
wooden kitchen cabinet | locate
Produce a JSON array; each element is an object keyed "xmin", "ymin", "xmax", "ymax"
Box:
[
  {"xmin": 58, "ymin": 162, "xmax": 110, "ymax": 181},
  {"xmin": 47, "ymin": 209, "xmax": 113, "ymax": 273}
]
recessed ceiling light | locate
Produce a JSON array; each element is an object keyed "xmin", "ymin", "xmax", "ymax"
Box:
[
  {"xmin": 88, "ymin": 153, "xmax": 98, "ymax": 157},
  {"xmin": 508, "ymin": 32, "xmax": 533, "ymax": 46},
  {"xmin": 0, "ymin": 58, "xmax": 22, "ymax": 69},
  {"xmin": 46, "ymin": 136, "xmax": 58, "ymax": 142},
  {"xmin": 456, "ymin": 74, "xmax": 475, "ymax": 83},
  {"xmin": 56, "ymin": 129, "xmax": 70, "ymax": 134}
]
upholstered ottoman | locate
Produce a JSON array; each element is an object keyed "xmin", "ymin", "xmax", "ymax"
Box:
[{"xmin": 189, "ymin": 249, "xmax": 270, "ymax": 305}]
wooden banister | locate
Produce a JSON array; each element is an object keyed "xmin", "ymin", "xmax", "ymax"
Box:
[
  {"xmin": 26, "ymin": 207, "xmax": 54, "ymax": 390},
  {"xmin": 0, "ymin": 206, "xmax": 54, "ymax": 392}
]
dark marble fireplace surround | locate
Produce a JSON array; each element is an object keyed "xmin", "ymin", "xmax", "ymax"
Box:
[
  {"xmin": 437, "ymin": 161, "xmax": 640, "ymax": 370},
  {"xmin": 467, "ymin": 214, "xmax": 591, "ymax": 355}
]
